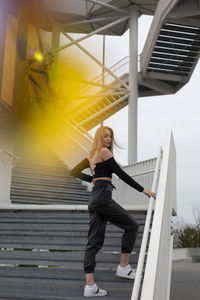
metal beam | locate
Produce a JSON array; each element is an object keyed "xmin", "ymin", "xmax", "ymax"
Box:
[
  {"xmin": 61, "ymin": 31, "xmax": 129, "ymax": 90},
  {"xmin": 143, "ymin": 71, "xmax": 187, "ymax": 82},
  {"xmin": 73, "ymin": 91, "xmax": 128, "ymax": 99},
  {"xmin": 141, "ymin": 78, "xmax": 175, "ymax": 94},
  {"xmin": 63, "ymin": 16, "xmax": 120, "ymax": 27},
  {"xmin": 56, "ymin": 71, "xmax": 128, "ymax": 91},
  {"xmin": 170, "ymin": 1, "xmax": 200, "ymax": 19},
  {"xmin": 139, "ymin": 90, "xmax": 161, "ymax": 97},
  {"xmin": 55, "ymin": 16, "xmax": 129, "ymax": 53},
  {"xmin": 171, "ymin": 10, "xmax": 200, "ymax": 18},
  {"xmin": 84, "ymin": 0, "xmax": 130, "ymax": 15}
]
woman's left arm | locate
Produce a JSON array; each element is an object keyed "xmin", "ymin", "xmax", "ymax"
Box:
[{"xmin": 70, "ymin": 158, "xmax": 93, "ymax": 183}]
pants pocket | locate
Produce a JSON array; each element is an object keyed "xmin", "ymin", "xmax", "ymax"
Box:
[{"xmin": 89, "ymin": 182, "xmax": 112, "ymax": 209}]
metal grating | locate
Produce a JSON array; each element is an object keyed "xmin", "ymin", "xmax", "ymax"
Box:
[{"xmin": 147, "ymin": 22, "xmax": 200, "ymax": 76}]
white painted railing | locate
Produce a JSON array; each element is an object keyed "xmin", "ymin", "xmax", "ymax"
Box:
[
  {"xmin": 0, "ymin": 147, "xmax": 20, "ymax": 205},
  {"xmin": 80, "ymin": 54, "xmax": 141, "ymax": 95},
  {"xmin": 85, "ymin": 56, "xmax": 129, "ymax": 87},
  {"xmin": 131, "ymin": 147, "xmax": 163, "ymax": 300},
  {"xmin": 131, "ymin": 129, "xmax": 176, "ymax": 300}
]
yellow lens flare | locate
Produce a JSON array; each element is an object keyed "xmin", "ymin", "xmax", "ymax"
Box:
[
  {"xmin": 34, "ymin": 51, "xmax": 44, "ymax": 62},
  {"xmin": 17, "ymin": 54, "xmax": 96, "ymax": 162}
]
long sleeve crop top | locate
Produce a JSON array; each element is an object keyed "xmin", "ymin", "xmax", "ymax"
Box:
[{"xmin": 70, "ymin": 156, "xmax": 144, "ymax": 193}]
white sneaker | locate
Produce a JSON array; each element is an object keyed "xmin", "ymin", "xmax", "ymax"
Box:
[
  {"xmin": 116, "ymin": 264, "xmax": 136, "ymax": 279},
  {"xmin": 84, "ymin": 283, "xmax": 108, "ymax": 297}
]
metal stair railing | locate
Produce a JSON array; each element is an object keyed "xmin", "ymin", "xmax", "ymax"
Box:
[
  {"xmin": 44, "ymin": 114, "xmax": 94, "ymax": 168},
  {"xmin": 140, "ymin": 130, "xmax": 176, "ymax": 300},
  {"xmin": 79, "ymin": 54, "xmax": 143, "ymax": 97},
  {"xmin": 70, "ymin": 92, "xmax": 129, "ymax": 129},
  {"xmin": 64, "ymin": 57, "xmax": 132, "ymax": 130},
  {"xmin": 131, "ymin": 130, "xmax": 176, "ymax": 300},
  {"xmin": 131, "ymin": 147, "xmax": 163, "ymax": 300},
  {"xmin": 80, "ymin": 56, "xmax": 130, "ymax": 95}
]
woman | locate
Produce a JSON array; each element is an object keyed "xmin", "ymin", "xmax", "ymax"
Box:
[{"xmin": 70, "ymin": 126, "xmax": 156, "ymax": 297}]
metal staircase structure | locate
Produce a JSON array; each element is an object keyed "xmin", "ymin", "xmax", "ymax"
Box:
[
  {"xmin": 1, "ymin": 0, "xmax": 200, "ymax": 163},
  {"xmin": 37, "ymin": 0, "xmax": 200, "ymax": 131},
  {"xmin": 0, "ymin": 0, "xmax": 190, "ymax": 298}
]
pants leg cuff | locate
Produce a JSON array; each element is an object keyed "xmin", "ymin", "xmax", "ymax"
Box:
[{"xmin": 84, "ymin": 268, "xmax": 95, "ymax": 274}]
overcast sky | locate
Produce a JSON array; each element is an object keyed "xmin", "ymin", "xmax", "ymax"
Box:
[{"xmin": 67, "ymin": 15, "xmax": 200, "ymax": 225}]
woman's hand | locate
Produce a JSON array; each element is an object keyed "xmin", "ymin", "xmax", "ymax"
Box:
[{"xmin": 143, "ymin": 189, "xmax": 156, "ymax": 199}]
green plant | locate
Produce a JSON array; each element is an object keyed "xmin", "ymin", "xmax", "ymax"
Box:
[{"xmin": 174, "ymin": 225, "xmax": 200, "ymax": 248}]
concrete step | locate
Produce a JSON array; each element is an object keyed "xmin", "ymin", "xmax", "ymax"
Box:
[{"xmin": 10, "ymin": 186, "xmax": 90, "ymax": 196}]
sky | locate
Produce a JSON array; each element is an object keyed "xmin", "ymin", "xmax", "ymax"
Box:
[{"xmin": 65, "ymin": 15, "xmax": 200, "ymax": 225}]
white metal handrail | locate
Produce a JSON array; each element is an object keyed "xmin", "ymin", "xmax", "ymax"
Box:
[
  {"xmin": 80, "ymin": 53, "xmax": 142, "ymax": 97},
  {"xmin": 140, "ymin": 130, "xmax": 176, "ymax": 300},
  {"xmin": 80, "ymin": 56, "xmax": 130, "ymax": 95},
  {"xmin": 74, "ymin": 93, "xmax": 129, "ymax": 127},
  {"xmin": 0, "ymin": 203, "xmax": 153, "ymax": 211},
  {"xmin": 89, "ymin": 56, "xmax": 129, "ymax": 85},
  {"xmin": 60, "ymin": 116, "xmax": 94, "ymax": 144},
  {"xmin": 0, "ymin": 149, "xmax": 21, "ymax": 161},
  {"xmin": 89, "ymin": 54, "xmax": 141, "ymax": 87},
  {"xmin": 131, "ymin": 147, "xmax": 163, "ymax": 300}
]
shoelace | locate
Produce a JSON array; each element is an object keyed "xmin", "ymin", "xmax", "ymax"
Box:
[
  {"xmin": 110, "ymin": 183, "xmax": 116, "ymax": 190},
  {"xmin": 128, "ymin": 269, "xmax": 132, "ymax": 275}
]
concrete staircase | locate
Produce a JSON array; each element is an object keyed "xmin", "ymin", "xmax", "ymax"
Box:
[
  {"xmin": 10, "ymin": 151, "xmax": 90, "ymax": 205},
  {"xmin": 0, "ymin": 209, "xmax": 147, "ymax": 299},
  {"xmin": 0, "ymin": 150, "xmax": 149, "ymax": 299}
]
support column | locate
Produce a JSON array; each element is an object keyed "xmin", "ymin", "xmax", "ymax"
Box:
[
  {"xmin": 101, "ymin": 35, "xmax": 105, "ymax": 127},
  {"xmin": 0, "ymin": 2, "xmax": 8, "ymax": 98},
  {"xmin": 128, "ymin": 6, "xmax": 139, "ymax": 164},
  {"xmin": 50, "ymin": 22, "xmax": 60, "ymax": 90},
  {"xmin": 12, "ymin": 3, "xmax": 28, "ymax": 107}
]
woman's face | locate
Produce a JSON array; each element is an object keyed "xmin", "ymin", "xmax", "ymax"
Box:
[{"xmin": 103, "ymin": 128, "xmax": 112, "ymax": 148}]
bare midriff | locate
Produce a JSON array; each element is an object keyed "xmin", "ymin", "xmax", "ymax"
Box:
[{"xmin": 93, "ymin": 177, "xmax": 112, "ymax": 182}]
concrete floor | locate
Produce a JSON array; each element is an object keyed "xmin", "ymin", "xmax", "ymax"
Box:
[{"xmin": 170, "ymin": 259, "xmax": 200, "ymax": 300}]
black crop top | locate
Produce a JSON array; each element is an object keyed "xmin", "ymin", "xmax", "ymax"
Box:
[{"xmin": 70, "ymin": 157, "xmax": 144, "ymax": 193}]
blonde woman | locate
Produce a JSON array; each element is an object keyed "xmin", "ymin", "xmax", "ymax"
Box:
[{"xmin": 70, "ymin": 126, "xmax": 156, "ymax": 297}]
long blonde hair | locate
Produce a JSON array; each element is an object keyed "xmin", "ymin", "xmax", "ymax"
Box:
[{"xmin": 88, "ymin": 125, "xmax": 122, "ymax": 159}]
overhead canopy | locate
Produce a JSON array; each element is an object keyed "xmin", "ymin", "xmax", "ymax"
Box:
[
  {"xmin": 5, "ymin": 0, "xmax": 200, "ymax": 35},
  {"xmin": 42, "ymin": 0, "xmax": 200, "ymax": 35}
]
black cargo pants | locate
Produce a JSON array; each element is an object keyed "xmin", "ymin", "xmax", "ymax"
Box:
[{"xmin": 84, "ymin": 180, "xmax": 139, "ymax": 274}]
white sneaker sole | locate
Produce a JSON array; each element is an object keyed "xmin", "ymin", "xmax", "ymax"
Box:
[
  {"xmin": 84, "ymin": 294, "xmax": 108, "ymax": 297},
  {"xmin": 84, "ymin": 287, "xmax": 108, "ymax": 297},
  {"xmin": 116, "ymin": 270, "xmax": 136, "ymax": 280}
]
